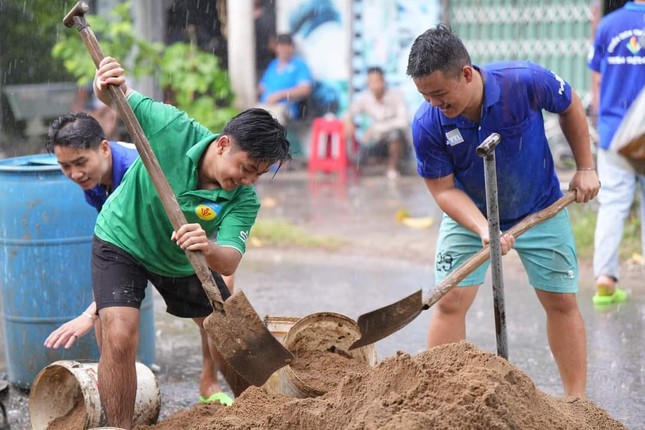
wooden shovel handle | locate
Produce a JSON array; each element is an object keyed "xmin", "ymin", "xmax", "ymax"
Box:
[
  {"xmin": 423, "ymin": 191, "xmax": 577, "ymax": 308},
  {"xmin": 66, "ymin": 8, "xmax": 224, "ymax": 310}
]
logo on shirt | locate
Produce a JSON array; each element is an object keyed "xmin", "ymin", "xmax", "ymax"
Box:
[
  {"xmin": 445, "ymin": 129, "xmax": 464, "ymax": 146},
  {"xmin": 606, "ymin": 29, "xmax": 645, "ymax": 65},
  {"xmin": 239, "ymin": 230, "xmax": 249, "ymax": 244},
  {"xmin": 552, "ymin": 72, "xmax": 565, "ymax": 95},
  {"xmin": 627, "ymin": 36, "xmax": 641, "ymax": 55},
  {"xmin": 195, "ymin": 202, "xmax": 221, "ymax": 221}
]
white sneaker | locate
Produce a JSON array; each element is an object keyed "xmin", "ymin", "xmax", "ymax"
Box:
[{"xmin": 386, "ymin": 169, "xmax": 400, "ymax": 180}]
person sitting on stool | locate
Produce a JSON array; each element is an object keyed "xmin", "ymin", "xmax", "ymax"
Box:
[
  {"xmin": 345, "ymin": 66, "xmax": 410, "ymax": 179},
  {"xmin": 257, "ymin": 33, "xmax": 313, "ymax": 126}
]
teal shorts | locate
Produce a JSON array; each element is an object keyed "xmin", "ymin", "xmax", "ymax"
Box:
[{"xmin": 434, "ymin": 210, "xmax": 578, "ymax": 293}]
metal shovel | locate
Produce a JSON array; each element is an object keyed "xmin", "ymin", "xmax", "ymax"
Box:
[
  {"xmin": 350, "ymin": 186, "xmax": 576, "ymax": 350},
  {"xmin": 63, "ymin": 1, "xmax": 293, "ymax": 387},
  {"xmin": 476, "ymin": 133, "xmax": 507, "ymax": 359}
]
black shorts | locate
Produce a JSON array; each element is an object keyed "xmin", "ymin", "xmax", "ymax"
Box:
[{"xmin": 91, "ymin": 236, "xmax": 231, "ymax": 318}]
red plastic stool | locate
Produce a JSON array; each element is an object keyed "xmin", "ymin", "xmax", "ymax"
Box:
[{"xmin": 308, "ymin": 117, "xmax": 349, "ymax": 175}]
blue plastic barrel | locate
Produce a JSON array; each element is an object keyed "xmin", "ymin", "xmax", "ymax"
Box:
[{"xmin": 0, "ymin": 154, "xmax": 155, "ymax": 388}]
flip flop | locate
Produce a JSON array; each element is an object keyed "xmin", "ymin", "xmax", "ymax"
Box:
[
  {"xmin": 199, "ymin": 392, "xmax": 234, "ymax": 406},
  {"xmin": 592, "ymin": 287, "xmax": 628, "ymax": 306}
]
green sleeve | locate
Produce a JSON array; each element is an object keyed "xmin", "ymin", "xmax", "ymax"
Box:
[{"xmin": 216, "ymin": 187, "xmax": 260, "ymax": 255}]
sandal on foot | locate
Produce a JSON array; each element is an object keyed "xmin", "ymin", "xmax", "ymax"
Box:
[
  {"xmin": 592, "ymin": 287, "xmax": 628, "ymax": 306},
  {"xmin": 199, "ymin": 392, "xmax": 234, "ymax": 406}
]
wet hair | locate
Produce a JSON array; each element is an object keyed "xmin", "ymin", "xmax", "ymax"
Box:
[
  {"xmin": 367, "ymin": 66, "xmax": 384, "ymax": 76},
  {"xmin": 46, "ymin": 112, "xmax": 105, "ymax": 153},
  {"xmin": 406, "ymin": 24, "xmax": 471, "ymax": 79},
  {"xmin": 222, "ymin": 108, "xmax": 291, "ymax": 168}
]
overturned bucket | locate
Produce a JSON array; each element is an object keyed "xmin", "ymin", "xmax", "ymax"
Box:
[
  {"xmin": 29, "ymin": 360, "xmax": 160, "ymax": 430},
  {"xmin": 279, "ymin": 312, "xmax": 377, "ymax": 398}
]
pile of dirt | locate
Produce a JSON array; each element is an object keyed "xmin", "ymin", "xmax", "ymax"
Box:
[
  {"xmin": 47, "ymin": 400, "xmax": 85, "ymax": 429},
  {"xmin": 288, "ymin": 349, "xmax": 371, "ymax": 395},
  {"xmin": 135, "ymin": 341, "xmax": 626, "ymax": 430}
]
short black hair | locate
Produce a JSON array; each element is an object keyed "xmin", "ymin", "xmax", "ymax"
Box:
[
  {"xmin": 367, "ymin": 66, "xmax": 384, "ymax": 76},
  {"xmin": 407, "ymin": 24, "xmax": 471, "ymax": 79},
  {"xmin": 46, "ymin": 112, "xmax": 105, "ymax": 153},
  {"xmin": 222, "ymin": 108, "xmax": 291, "ymax": 169},
  {"xmin": 276, "ymin": 33, "xmax": 294, "ymax": 45}
]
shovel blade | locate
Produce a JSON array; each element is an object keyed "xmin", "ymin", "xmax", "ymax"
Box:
[
  {"xmin": 349, "ymin": 289, "xmax": 425, "ymax": 350},
  {"xmin": 204, "ymin": 291, "xmax": 294, "ymax": 386}
]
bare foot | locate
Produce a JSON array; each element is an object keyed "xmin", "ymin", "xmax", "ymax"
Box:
[
  {"xmin": 200, "ymin": 374, "xmax": 221, "ymax": 398},
  {"xmin": 595, "ymin": 274, "xmax": 616, "ymax": 295}
]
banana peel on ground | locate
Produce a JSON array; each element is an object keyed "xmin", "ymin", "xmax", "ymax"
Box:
[{"xmin": 395, "ymin": 209, "xmax": 434, "ymax": 229}]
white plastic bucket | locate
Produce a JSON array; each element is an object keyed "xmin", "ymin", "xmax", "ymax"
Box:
[
  {"xmin": 29, "ymin": 360, "xmax": 160, "ymax": 430},
  {"xmin": 262, "ymin": 315, "xmax": 301, "ymax": 394},
  {"xmin": 279, "ymin": 312, "xmax": 377, "ymax": 398}
]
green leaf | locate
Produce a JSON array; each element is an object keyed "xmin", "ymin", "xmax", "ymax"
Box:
[{"xmin": 47, "ymin": 0, "xmax": 236, "ymax": 131}]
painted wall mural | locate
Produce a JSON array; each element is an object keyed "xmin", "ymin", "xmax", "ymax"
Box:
[
  {"xmin": 277, "ymin": 0, "xmax": 440, "ymax": 119},
  {"xmin": 278, "ymin": 0, "xmax": 351, "ymax": 116}
]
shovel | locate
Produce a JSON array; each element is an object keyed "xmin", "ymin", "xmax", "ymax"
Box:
[
  {"xmin": 63, "ymin": 1, "xmax": 293, "ymax": 386},
  {"xmin": 350, "ymin": 190, "xmax": 577, "ymax": 350},
  {"xmin": 476, "ymin": 133, "xmax": 508, "ymax": 359}
]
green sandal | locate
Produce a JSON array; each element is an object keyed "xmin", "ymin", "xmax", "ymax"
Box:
[
  {"xmin": 592, "ymin": 287, "xmax": 628, "ymax": 306},
  {"xmin": 199, "ymin": 392, "xmax": 234, "ymax": 406}
]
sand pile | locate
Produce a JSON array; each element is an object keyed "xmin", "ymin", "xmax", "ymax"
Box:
[{"xmin": 135, "ymin": 341, "xmax": 626, "ymax": 430}]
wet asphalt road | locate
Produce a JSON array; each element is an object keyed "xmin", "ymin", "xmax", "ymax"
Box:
[{"xmin": 1, "ymin": 169, "xmax": 643, "ymax": 429}]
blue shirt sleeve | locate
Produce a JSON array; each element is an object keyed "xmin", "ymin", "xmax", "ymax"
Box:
[
  {"xmin": 525, "ymin": 62, "xmax": 572, "ymax": 114},
  {"xmin": 412, "ymin": 103, "xmax": 455, "ymax": 179},
  {"xmin": 587, "ymin": 27, "xmax": 604, "ymax": 73}
]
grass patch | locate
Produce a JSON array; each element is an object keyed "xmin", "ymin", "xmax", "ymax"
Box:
[
  {"xmin": 249, "ymin": 218, "xmax": 343, "ymax": 250},
  {"xmin": 568, "ymin": 203, "xmax": 642, "ymax": 261}
]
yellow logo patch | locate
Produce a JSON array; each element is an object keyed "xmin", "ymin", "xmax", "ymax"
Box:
[{"xmin": 195, "ymin": 203, "xmax": 217, "ymax": 221}]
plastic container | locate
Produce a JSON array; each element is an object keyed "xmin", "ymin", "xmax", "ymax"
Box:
[
  {"xmin": 29, "ymin": 360, "xmax": 160, "ymax": 430},
  {"xmin": 279, "ymin": 312, "xmax": 377, "ymax": 398},
  {"xmin": 262, "ymin": 316, "xmax": 301, "ymax": 394},
  {"xmin": 0, "ymin": 154, "xmax": 156, "ymax": 389},
  {"xmin": 265, "ymin": 315, "xmax": 301, "ymax": 342}
]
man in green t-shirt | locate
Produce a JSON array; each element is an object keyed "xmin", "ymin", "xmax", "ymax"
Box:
[{"xmin": 93, "ymin": 56, "xmax": 291, "ymax": 429}]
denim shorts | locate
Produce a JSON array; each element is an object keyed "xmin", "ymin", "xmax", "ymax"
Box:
[
  {"xmin": 434, "ymin": 210, "xmax": 578, "ymax": 293},
  {"xmin": 92, "ymin": 236, "xmax": 231, "ymax": 318}
]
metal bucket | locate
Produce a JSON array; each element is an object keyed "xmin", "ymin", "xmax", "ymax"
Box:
[
  {"xmin": 28, "ymin": 360, "xmax": 160, "ymax": 430},
  {"xmin": 279, "ymin": 312, "xmax": 377, "ymax": 398}
]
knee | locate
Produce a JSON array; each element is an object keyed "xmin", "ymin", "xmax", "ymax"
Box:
[
  {"xmin": 99, "ymin": 313, "xmax": 139, "ymax": 357},
  {"xmin": 542, "ymin": 293, "xmax": 579, "ymax": 315},
  {"xmin": 435, "ymin": 290, "xmax": 470, "ymax": 316},
  {"xmin": 101, "ymin": 329, "xmax": 138, "ymax": 359},
  {"xmin": 193, "ymin": 317, "xmax": 207, "ymax": 331}
]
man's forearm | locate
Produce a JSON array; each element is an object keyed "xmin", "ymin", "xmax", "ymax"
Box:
[{"xmin": 559, "ymin": 93, "xmax": 594, "ymax": 169}]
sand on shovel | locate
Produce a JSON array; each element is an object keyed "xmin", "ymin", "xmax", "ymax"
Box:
[{"xmin": 134, "ymin": 341, "xmax": 627, "ymax": 430}]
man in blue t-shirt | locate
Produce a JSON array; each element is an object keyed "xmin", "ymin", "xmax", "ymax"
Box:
[
  {"xmin": 44, "ymin": 112, "xmax": 235, "ymax": 406},
  {"xmin": 407, "ymin": 25, "xmax": 600, "ymax": 398},
  {"xmin": 587, "ymin": 0, "xmax": 645, "ymax": 306},
  {"xmin": 257, "ymin": 33, "xmax": 313, "ymax": 125}
]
